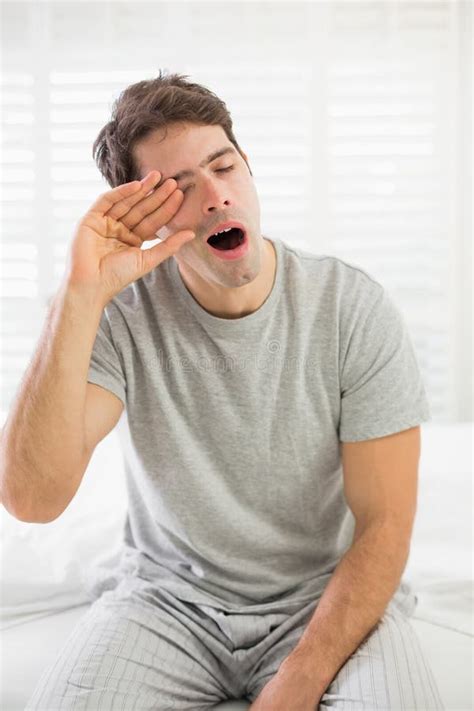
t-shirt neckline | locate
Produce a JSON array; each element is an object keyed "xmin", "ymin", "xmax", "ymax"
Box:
[{"xmin": 167, "ymin": 237, "xmax": 284, "ymax": 334}]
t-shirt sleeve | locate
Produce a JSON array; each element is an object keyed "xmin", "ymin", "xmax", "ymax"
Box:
[
  {"xmin": 338, "ymin": 285, "xmax": 431, "ymax": 442},
  {"xmin": 87, "ymin": 307, "xmax": 127, "ymax": 407}
]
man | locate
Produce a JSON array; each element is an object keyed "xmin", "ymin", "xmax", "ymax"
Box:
[{"xmin": 25, "ymin": 71, "xmax": 444, "ymax": 709}]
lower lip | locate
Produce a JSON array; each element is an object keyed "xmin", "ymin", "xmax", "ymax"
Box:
[{"xmin": 206, "ymin": 232, "xmax": 250, "ymax": 261}]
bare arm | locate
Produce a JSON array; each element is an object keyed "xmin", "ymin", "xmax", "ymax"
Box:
[
  {"xmin": 0, "ymin": 170, "xmax": 195, "ymax": 523},
  {"xmin": 0, "ymin": 282, "xmax": 104, "ymax": 522}
]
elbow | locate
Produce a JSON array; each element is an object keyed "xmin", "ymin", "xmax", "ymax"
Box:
[{"xmin": 0, "ymin": 487, "xmax": 63, "ymax": 524}]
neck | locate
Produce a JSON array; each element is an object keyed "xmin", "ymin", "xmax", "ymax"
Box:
[{"xmin": 176, "ymin": 237, "xmax": 276, "ymax": 319}]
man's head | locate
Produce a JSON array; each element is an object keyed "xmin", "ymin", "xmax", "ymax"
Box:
[{"xmin": 93, "ymin": 71, "xmax": 269, "ymax": 292}]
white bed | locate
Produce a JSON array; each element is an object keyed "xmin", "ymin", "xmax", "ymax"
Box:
[{"xmin": 1, "ymin": 422, "xmax": 472, "ymax": 710}]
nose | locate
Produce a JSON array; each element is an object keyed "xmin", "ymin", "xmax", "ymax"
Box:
[{"xmin": 201, "ymin": 176, "xmax": 232, "ymax": 215}]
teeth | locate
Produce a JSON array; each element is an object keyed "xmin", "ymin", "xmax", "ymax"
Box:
[{"xmin": 212, "ymin": 226, "xmax": 233, "ymax": 237}]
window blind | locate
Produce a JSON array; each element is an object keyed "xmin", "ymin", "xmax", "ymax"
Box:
[{"xmin": 0, "ymin": 0, "xmax": 470, "ymax": 424}]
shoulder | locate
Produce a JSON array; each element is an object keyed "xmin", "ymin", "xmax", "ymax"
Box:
[{"xmin": 279, "ymin": 239, "xmax": 385, "ymax": 311}]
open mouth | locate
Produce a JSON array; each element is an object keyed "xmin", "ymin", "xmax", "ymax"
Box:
[{"xmin": 207, "ymin": 227, "xmax": 245, "ymax": 251}]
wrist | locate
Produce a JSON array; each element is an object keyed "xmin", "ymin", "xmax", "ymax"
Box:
[{"xmin": 281, "ymin": 645, "xmax": 328, "ymax": 699}]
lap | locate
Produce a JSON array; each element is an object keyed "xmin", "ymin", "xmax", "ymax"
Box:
[
  {"xmin": 24, "ymin": 574, "xmax": 445, "ymax": 711},
  {"xmin": 24, "ymin": 576, "xmax": 242, "ymax": 710},
  {"xmin": 318, "ymin": 604, "xmax": 444, "ymax": 710},
  {"xmin": 244, "ymin": 599, "xmax": 445, "ymax": 710}
]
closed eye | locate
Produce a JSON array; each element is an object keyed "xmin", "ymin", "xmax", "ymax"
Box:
[{"xmin": 181, "ymin": 165, "xmax": 235, "ymax": 193}]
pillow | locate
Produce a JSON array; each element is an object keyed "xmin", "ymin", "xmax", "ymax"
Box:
[
  {"xmin": 0, "ymin": 412, "xmax": 128, "ymax": 630},
  {"xmin": 405, "ymin": 422, "xmax": 472, "ymax": 581},
  {"xmin": 403, "ymin": 422, "xmax": 473, "ymax": 634}
]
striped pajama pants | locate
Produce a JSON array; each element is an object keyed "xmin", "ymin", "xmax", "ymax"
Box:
[{"xmin": 25, "ymin": 574, "xmax": 444, "ymax": 710}]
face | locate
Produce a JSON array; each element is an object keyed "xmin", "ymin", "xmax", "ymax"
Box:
[{"xmin": 132, "ymin": 122, "xmax": 265, "ymax": 289}]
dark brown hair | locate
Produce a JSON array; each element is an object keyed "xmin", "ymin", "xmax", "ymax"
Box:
[{"xmin": 92, "ymin": 69, "xmax": 252, "ymax": 188}]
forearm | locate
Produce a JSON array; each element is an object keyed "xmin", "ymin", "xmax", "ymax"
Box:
[
  {"xmin": 0, "ymin": 280, "xmax": 104, "ymax": 522},
  {"xmin": 290, "ymin": 519, "xmax": 410, "ymax": 699}
]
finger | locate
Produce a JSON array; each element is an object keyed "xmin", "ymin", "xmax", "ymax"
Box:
[
  {"xmin": 131, "ymin": 190, "xmax": 187, "ymax": 241},
  {"xmin": 105, "ymin": 171, "xmax": 164, "ymax": 221},
  {"xmin": 116, "ymin": 178, "xmax": 179, "ymax": 230},
  {"xmin": 139, "ymin": 230, "xmax": 196, "ymax": 277},
  {"xmin": 88, "ymin": 180, "xmax": 143, "ymax": 217}
]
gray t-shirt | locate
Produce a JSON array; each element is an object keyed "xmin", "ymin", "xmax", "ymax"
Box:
[{"xmin": 86, "ymin": 237, "xmax": 431, "ymax": 614}]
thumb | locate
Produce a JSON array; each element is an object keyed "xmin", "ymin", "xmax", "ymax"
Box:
[{"xmin": 139, "ymin": 231, "xmax": 196, "ymax": 276}]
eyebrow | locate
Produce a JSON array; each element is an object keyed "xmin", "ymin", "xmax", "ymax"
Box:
[{"xmin": 166, "ymin": 146, "xmax": 237, "ymax": 183}]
